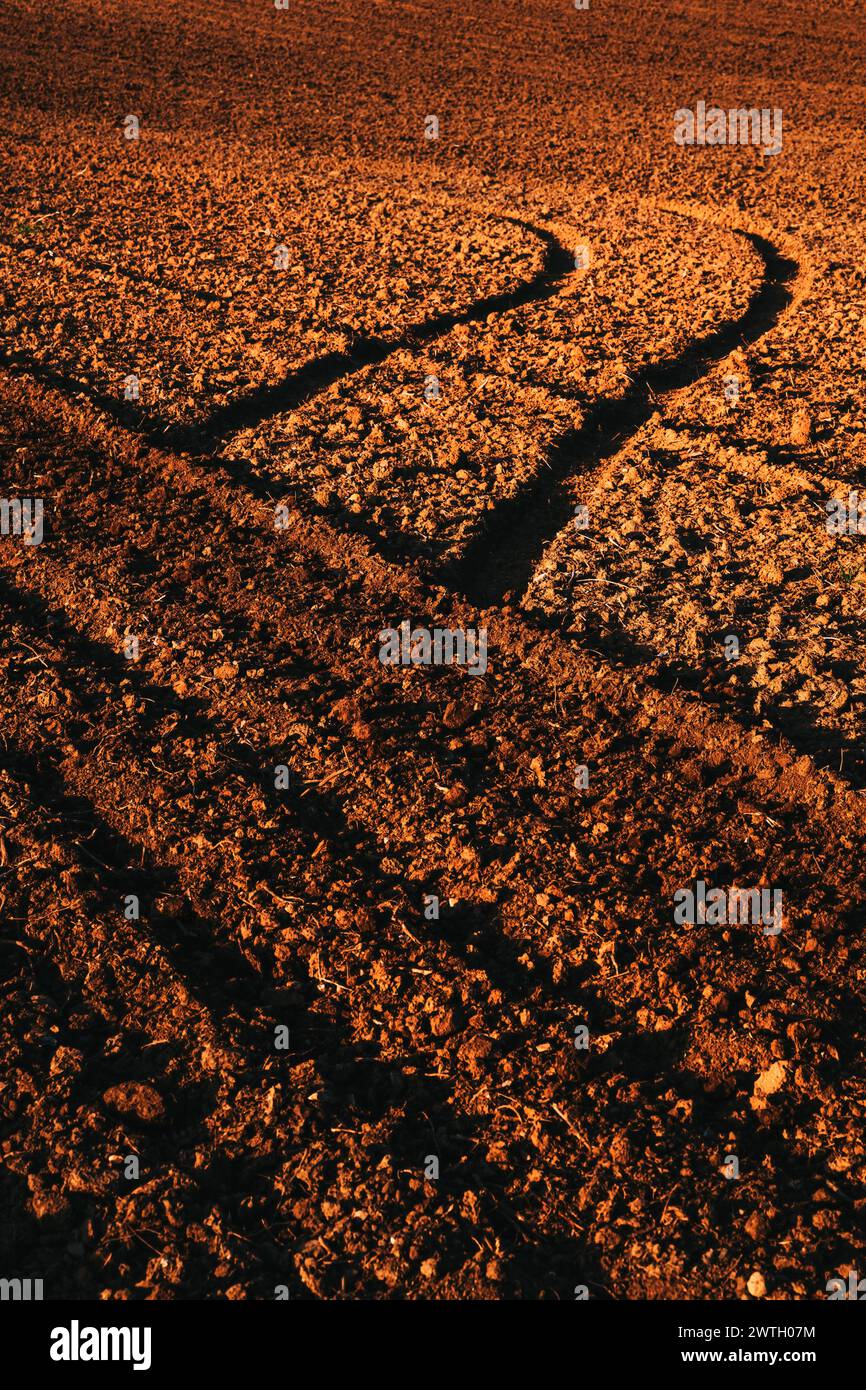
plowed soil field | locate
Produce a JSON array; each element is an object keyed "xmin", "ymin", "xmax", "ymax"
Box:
[{"xmin": 1, "ymin": 0, "xmax": 866, "ymax": 1301}]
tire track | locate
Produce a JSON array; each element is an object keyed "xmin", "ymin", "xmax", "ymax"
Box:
[
  {"xmin": 0, "ymin": 569, "xmax": 590, "ymax": 1295},
  {"xmin": 1, "ymin": 194, "xmax": 836, "ymax": 834},
  {"xmin": 3, "ymin": 363, "xmax": 858, "ymax": 915},
  {"xmin": 0, "ymin": 737, "xmax": 266, "ymax": 1295},
  {"xmin": 4, "ymin": 417, "xmax": 863, "ymax": 1052},
  {"xmin": 446, "ymin": 222, "xmax": 798, "ymax": 607},
  {"xmin": 0, "ymin": 212, "xmax": 574, "ymax": 453}
]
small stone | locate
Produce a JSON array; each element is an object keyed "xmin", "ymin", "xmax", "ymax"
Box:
[
  {"xmin": 754, "ymin": 1060, "xmax": 788, "ymax": 1099},
  {"xmin": 744, "ymin": 1211, "xmax": 769, "ymax": 1240},
  {"xmin": 103, "ymin": 1082, "xmax": 166, "ymax": 1124},
  {"xmin": 790, "ymin": 408, "xmax": 812, "ymax": 446},
  {"xmin": 430, "ymin": 1008, "xmax": 458, "ymax": 1038},
  {"xmin": 49, "ymin": 1046, "xmax": 85, "ymax": 1077}
]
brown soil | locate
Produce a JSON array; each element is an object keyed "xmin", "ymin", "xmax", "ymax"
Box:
[{"xmin": 1, "ymin": 0, "xmax": 865, "ymax": 1300}]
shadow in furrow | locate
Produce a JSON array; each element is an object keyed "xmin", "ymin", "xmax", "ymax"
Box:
[
  {"xmin": 444, "ymin": 230, "xmax": 798, "ymax": 607},
  {"xmin": 0, "ymin": 731, "xmax": 266, "ymax": 1054},
  {"xmin": 0, "ymin": 216, "xmax": 575, "ymax": 454},
  {"xmin": 169, "ymin": 217, "xmax": 575, "ymax": 450}
]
